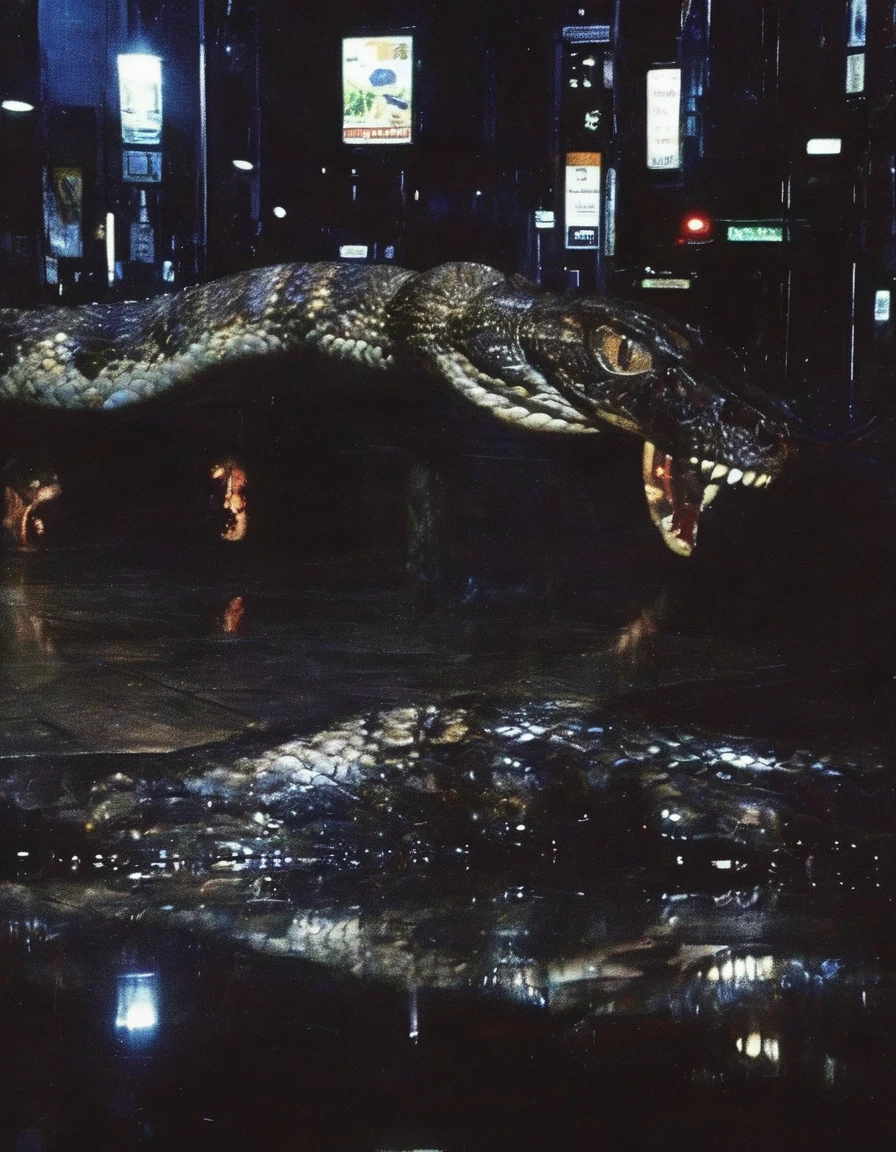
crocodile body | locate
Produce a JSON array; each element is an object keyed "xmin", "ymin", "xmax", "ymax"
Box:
[{"xmin": 0, "ymin": 262, "xmax": 793, "ymax": 554}]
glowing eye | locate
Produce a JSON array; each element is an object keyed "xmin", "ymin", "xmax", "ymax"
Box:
[{"xmin": 592, "ymin": 328, "xmax": 653, "ymax": 374}]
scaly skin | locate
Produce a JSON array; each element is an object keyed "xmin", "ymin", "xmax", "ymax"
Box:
[
  {"xmin": 0, "ymin": 699, "xmax": 890, "ymax": 999},
  {"xmin": 0, "ymin": 262, "xmax": 794, "ymax": 554}
]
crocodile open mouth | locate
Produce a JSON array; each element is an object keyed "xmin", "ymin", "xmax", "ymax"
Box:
[{"xmin": 642, "ymin": 441, "xmax": 775, "ymax": 556}]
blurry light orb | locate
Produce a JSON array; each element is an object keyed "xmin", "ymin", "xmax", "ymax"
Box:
[
  {"xmin": 685, "ymin": 215, "xmax": 710, "ymax": 234},
  {"xmin": 232, "ymin": 159, "xmax": 254, "ymax": 171},
  {"xmin": 2, "ymin": 99, "xmax": 35, "ymax": 112},
  {"xmin": 272, "ymin": 205, "xmax": 287, "ymax": 218}
]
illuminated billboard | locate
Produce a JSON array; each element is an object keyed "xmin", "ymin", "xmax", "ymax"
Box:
[
  {"xmin": 565, "ymin": 152, "xmax": 601, "ymax": 249},
  {"xmin": 118, "ymin": 54, "xmax": 162, "ymax": 145},
  {"xmin": 646, "ymin": 67, "xmax": 680, "ymax": 170},
  {"xmin": 343, "ymin": 36, "xmax": 413, "ymax": 144}
]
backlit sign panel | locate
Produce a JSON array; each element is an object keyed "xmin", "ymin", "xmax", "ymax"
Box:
[
  {"xmin": 641, "ymin": 278, "xmax": 691, "ymax": 289},
  {"xmin": 117, "ymin": 54, "xmax": 162, "ymax": 145},
  {"xmin": 646, "ymin": 68, "xmax": 680, "ymax": 170},
  {"xmin": 846, "ymin": 52, "xmax": 865, "ymax": 94},
  {"xmin": 726, "ymin": 224, "xmax": 784, "ymax": 242},
  {"xmin": 565, "ymin": 152, "xmax": 601, "ymax": 249},
  {"xmin": 806, "ymin": 138, "xmax": 842, "ymax": 155},
  {"xmin": 343, "ymin": 36, "xmax": 413, "ymax": 144}
]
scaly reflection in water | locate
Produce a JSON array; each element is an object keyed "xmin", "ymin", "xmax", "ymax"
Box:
[{"xmin": 1, "ymin": 691, "xmax": 894, "ymax": 1094}]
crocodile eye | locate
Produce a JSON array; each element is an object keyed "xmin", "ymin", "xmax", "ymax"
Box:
[{"xmin": 591, "ymin": 327, "xmax": 653, "ymax": 375}]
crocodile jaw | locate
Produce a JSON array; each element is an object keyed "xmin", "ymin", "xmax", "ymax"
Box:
[{"xmin": 642, "ymin": 441, "xmax": 719, "ymax": 556}]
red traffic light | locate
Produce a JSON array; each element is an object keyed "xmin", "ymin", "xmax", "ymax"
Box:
[{"xmin": 680, "ymin": 212, "xmax": 713, "ymax": 241}]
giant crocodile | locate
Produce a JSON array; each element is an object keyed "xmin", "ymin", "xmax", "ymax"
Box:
[{"xmin": 0, "ymin": 262, "xmax": 794, "ymax": 555}]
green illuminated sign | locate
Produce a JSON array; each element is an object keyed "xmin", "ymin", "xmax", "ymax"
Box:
[{"xmin": 726, "ymin": 224, "xmax": 784, "ymax": 243}]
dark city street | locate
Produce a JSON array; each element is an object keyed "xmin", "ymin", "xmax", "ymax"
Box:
[{"xmin": 2, "ymin": 2, "xmax": 896, "ymax": 1150}]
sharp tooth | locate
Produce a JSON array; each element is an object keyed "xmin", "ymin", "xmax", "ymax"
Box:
[
  {"xmin": 711, "ymin": 463, "xmax": 728, "ymax": 480},
  {"xmin": 701, "ymin": 460, "xmax": 714, "ymax": 476},
  {"xmin": 727, "ymin": 468, "xmax": 743, "ymax": 485},
  {"xmin": 701, "ymin": 483, "xmax": 720, "ymax": 510},
  {"xmin": 742, "ymin": 470, "xmax": 756, "ymax": 486},
  {"xmin": 756, "ymin": 474, "xmax": 771, "ymax": 487},
  {"xmin": 689, "ymin": 456, "xmax": 699, "ymax": 465}
]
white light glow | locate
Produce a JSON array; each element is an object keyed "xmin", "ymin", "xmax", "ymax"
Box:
[
  {"xmin": 115, "ymin": 972, "xmax": 160, "ymax": 1033},
  {"xmin": 874, "ymin": 290, "xmax": 891, "ymax": 323},
  {"xmin": 232, "ymin": 159, "xmax": 253, "ymax": 171},
  {"xmin": 105, "ymin": 212, "xmax": 116, "ymax": 284},
  {"xmin": 272, "ymin": 205, "xmax": 287, "ymax": 218},
  {"xmin": 2, "ymin": 100, "xmax": 35, "ymax": 113},
  {"xmin": 806, "ymin": 138, "xmax": 842, "ymax": 155}
]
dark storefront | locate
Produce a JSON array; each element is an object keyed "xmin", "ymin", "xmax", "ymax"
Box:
[{"xmin": 2, "ymin": 4, "xmax": 896, "ymax": 1150}]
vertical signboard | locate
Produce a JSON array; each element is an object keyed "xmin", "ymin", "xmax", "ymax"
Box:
[
  {"xmin": 343, "ymin": 36, "xmax": 413, "ymax": 144},
  {"xmin": 565, "ymin": 152, "xmax": 601, "ymax": 249},
  {"xmin": 646, "ymin": 67, "xmax": 681, "ymax": 170},
  {"xmin": 117, "ymin": 54, "xmax": 162, "ymax": 145}
]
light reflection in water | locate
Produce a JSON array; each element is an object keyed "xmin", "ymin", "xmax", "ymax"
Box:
[
  {"xmin": 736, "ymin": 1031, "xmax": 780, "ymax": 1065},
  {"xmin": 115, "ymin": 971, "xmax": 160, "ymax": 1033}
]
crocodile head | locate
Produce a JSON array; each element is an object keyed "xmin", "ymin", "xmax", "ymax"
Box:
[{"xmin": 513, "ymin": 293, "xmax": 794, "ymax": 556}]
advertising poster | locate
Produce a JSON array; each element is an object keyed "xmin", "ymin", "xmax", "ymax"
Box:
[
  {"xmin": 44, "ymin": 166, "xmax": 83, "ymax": 259},
  {"xmin": 343, "ymin": 36, "xmax": 413, "ymax": 144},
  {"xmin": 565, "ymin": 151, "xmax": 601, "ymax": 249}
]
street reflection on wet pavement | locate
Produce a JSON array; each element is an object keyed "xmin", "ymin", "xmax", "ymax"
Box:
[{"xmin": 1, "ymin": 525, "xmax": 895, "ymax": 1150}]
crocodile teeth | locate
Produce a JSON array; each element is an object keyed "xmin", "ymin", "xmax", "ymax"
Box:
[
  {"xmin": 710, "ymin": 463, "xmax": 728, "ymax": 481},
  {"xmin": 700, "ymin": 460, "xmax": 714, "ymax": 476},
  {"xmin": 742, "ymin": 470, "xmax": 756, "ymax": 486},
  {"xmin": 726, "ymin": 468, "xmax": 743, "ymax": 485}
]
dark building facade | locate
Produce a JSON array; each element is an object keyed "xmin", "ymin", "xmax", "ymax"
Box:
[{"xmin": 0, "ymin": 1, "xmax": 894, "ymax": 420}]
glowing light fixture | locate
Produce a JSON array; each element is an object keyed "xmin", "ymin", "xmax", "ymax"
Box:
[
  {"xmin": 105, "ymin": 212, "xmax": 116, "ymax": 284},
  {"xmin": 272, "ymin": 205, "xmax": 287, "ymax": 218},
  {"xmin": 682, "ymin": 213, "xmax": 712, "ymax": 239},
  {"xmin": 2, "ymin": 99, "xmax": 35, "ymax": 113},
  {"xmin": 232, "ymin": 158, "xmax": 253, "ymax": 171},
  {"xmin": 806, "ymin": 138, "xmax": 842, "ymax": 155}
]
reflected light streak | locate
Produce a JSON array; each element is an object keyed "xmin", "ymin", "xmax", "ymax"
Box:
[{"xmin": 210, "ymin": 460, "xmax": 248, "ymax": 541}]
